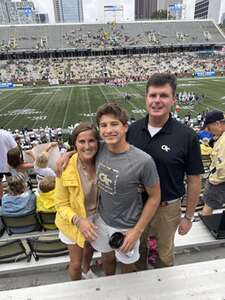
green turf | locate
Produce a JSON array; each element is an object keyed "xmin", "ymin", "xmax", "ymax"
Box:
[{"xmin": 0, "ymin": 77, "xmax": 224, "ymax": 130}]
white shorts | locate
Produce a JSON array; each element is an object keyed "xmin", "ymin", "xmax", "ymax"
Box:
[
  {"xmin": 58, "ymin": 215, "xmax": 96, "ymax": 246},
  {"xmin": 58, "ymin": 231, "xmax": 75, "ymax": 245},
  {"xmin": 91, "ymin": 215, "xmax": 140, "ymax": 264}
]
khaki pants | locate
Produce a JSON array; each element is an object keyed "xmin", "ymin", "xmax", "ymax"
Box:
[{"xmin": 136, "ymin": 201, "xmax": 181, "ymax": 270}]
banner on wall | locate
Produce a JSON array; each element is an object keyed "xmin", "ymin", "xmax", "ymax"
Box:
[
  {"xmin": 194, "ymin": 71, "xmax": 216, "ymax": 78},
  {"xmin": 0, "ymin": 82, "xmax": 14, "ymax": 89}
]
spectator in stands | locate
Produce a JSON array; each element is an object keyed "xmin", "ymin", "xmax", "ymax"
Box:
[
  {"xmin": 26, "ymin": 142, "xmax": 57, "ymax": 185},
  {"xmin": 202, "ymin": 111, "xmax": 225, "ymax": 216},
  {"xmin": 91, "ymin": 103, "xmax": 160, "ymax": 276},
  {"xmin": 0, "ymin": 129, "xmax": 17, "ymax": 202},
  {"xmin": 15, "ymin": 135, "xmax": 24, "ymax": 160},
  {"xmin": 36, "ymin": 176, "xmax": 56, "ymax": 230},
  {"xmin": 200, "ymin": 137, "xmax": 212, "ymax": 156},
  {"xmin": 55, "ymin": 122, "xmax": 98, "ymax": 281},
  {"xmin": 127, "ymin": 73, "xmax": 204, "ymax": 269},
  {"xmin": 7, "ymin": 147, "xmax": 34, "ymax": 189},
  {"xmin": 1, "ymin": 173, "xmax": 35, "ymax": 217}
]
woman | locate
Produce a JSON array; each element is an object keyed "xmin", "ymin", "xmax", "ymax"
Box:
[
  {"xmin": 55, "ymin": 122, "xmax": 98, "ymax": 281},
  {"xmin": 7, "ymin": 147, "xmax": 34, "ymax": 174},
  {"xmin": 7, "ymin": 147, "xmax": 34, "ymax": 189}
]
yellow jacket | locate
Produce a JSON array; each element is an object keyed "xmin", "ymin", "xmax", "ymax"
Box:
[
  {"xmin": 36, "ymin": 190, "xmax": 56, "ymax": 213},
  {"xmin": 36, "ymin": 190, "xmax": 56, "ymax": 230},
  {"xmin": 200, "ymin": 144, "xmax": 212, "ymax": 156},
  {"xmin": 55, "ymin": 153, "xmax": 86, "ymax": 248},
  {"xmin": 209, "ymin": 132, "xmax": 225, "ymax": 185}
]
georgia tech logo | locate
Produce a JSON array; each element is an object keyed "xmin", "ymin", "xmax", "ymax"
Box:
[
  {"xmin": 161, "ymin": 145, "xmax": 171, "ymax": 152},
  {"xmin": 99, "ymin": 172, "xmax": 112, "ymax": 186}
]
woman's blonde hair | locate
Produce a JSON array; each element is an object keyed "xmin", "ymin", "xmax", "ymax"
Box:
[{"xmin": 7, "ymin": 173, "xmax": 27, "ymax": 195}]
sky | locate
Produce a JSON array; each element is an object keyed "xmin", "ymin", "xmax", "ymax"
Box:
[{"xmin": 11, "ymin": 0, "xmax": 135, "ymax": 24}]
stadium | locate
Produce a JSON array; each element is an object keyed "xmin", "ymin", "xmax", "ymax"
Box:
[{"xmin": 1, "ymin": 2, "xmax": 225, "ymax": 298}]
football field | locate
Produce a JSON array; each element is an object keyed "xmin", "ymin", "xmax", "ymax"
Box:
[{"xmin": 0, "ymin": 77, "xmax": 224, "ymax": 130}]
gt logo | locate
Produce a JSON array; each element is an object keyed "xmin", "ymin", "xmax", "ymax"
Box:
[
  {"xmin": 161, "ymin": 145, "xmax": 171, "ymax": 152},
  {"xmin": 99, "ymin": 172, "xmax": 112, "ymax": 186}
]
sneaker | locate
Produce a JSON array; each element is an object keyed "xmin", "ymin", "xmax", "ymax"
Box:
[{"xmin": 82, "ymin": 269, "xmax": 98, "ymax": 280}]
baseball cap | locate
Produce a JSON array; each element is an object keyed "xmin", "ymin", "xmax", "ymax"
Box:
[{"xmin": 203, "ymin": 111, "xmax": 225, "ymax": 128}]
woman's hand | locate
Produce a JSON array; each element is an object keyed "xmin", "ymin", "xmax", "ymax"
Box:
[{"xmin": 78, "ymin": 218, "xmax": 98, "ymax": 242}]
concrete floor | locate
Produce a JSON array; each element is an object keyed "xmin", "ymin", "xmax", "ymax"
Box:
[{"xmin": 1, "ymin": 244, "xmax": 225, "ymax": 291}]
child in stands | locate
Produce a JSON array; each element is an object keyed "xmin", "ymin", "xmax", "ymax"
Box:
[
  {"xmin": 36, "ymin": 176, "xmax": 56, "ymax": 230},
  {"xmin": 1, "ymin": 173, "xmax": 35, "ymax": 217}
]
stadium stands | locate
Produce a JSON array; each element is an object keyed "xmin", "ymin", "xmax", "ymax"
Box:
[
  {"xmin": 0, "ymin": 52, "xmax": 224, "ymax": 83},
  {"xmin": 0, "ymin": 20, "xmax": 224, "ymax": 52}
]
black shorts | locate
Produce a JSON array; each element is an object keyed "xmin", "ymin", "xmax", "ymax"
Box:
[{"xmin": 0, "ymin": 172, "xmax": 11, "ymax": 180}]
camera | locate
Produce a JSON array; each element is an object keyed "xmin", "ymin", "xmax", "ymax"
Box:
[{"xmin": 109, "ymin": 232, "xmax": 124, "ymax": 249}]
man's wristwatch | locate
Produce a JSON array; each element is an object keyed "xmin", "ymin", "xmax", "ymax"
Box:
[{"xmin": 184, "ymin": 214, "xmax": 194, "ymax": 222}]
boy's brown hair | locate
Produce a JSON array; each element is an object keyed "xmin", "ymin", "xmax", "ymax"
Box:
[
  {"xmin": 39, "ymin": 176, "xmax": 55, "ymax": 193},
  {"xmin": 96, "ymin": 102, "xmax": 128, "ymax": 126}
]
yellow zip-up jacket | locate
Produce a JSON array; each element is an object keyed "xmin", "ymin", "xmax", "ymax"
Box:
[
  {"xmin": 209, "ymin": 132, "xmax": 225, "ymax": 185},
  {"xmin": 36, "ymin": 190, "xmax": 56, "ymax": 213},
  {"xmin": 55, "ymin": 153, "xmax": 87, "ymax": 248},
  {"xmin": 36, "ymin": 190, "xmax": 56, "ymax": 230}
]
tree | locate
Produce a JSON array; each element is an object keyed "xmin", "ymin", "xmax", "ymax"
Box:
[{"xmin": 151, "ymin": 9, "xmax": 168, "ymax": 20}]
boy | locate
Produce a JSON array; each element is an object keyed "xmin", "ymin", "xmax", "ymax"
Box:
[{"xmin": 91, "ymin": 103, "xmax": 160, "ymax": 275}]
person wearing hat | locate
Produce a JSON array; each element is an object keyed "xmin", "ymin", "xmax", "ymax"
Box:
[{"xmin": 202, "ymin": 110, "xmax": 225, "ymax": 215}]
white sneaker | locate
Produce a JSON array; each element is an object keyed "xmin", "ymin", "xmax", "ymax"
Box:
[{"xmin": 82, "ymin": 269, "xmax": 98, "ymax": 280}]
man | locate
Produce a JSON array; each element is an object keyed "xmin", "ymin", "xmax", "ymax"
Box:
[
  {"xmin": 0, "ymin": 129, "xmax": 17, "ymax": 201},
  {"xmin": 92, "ymin": 103, "xmax": 160, "ymax": 275},
  {"xmin": 127, "ymin": 73, "xmax": 204, "ymax": 269},
  {"xmin": 201, "ymin": 111, "xmax": 225, "ymax": 216}
]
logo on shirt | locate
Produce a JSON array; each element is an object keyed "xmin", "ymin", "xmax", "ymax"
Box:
[
  {"xmin": 97, "ymin": 162, "xmax": 119, "ymax": 195},
  {"xmin": 161, "ymin": 145, "xmax": 171, "ymax": 152},
  {"xmin": 98, "ymin": 173, "xmax": 112, "ymax": 186}
]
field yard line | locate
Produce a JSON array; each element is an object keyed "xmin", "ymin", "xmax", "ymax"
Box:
[
  {"xmin": 0, "ymin": 91, "xmax": 19, "ymax": 112},
  {"xmin": 32, "ymin": 89, "xmax": 59, "ymax": 128},
  {"xmin": 85, "ymin": 88, "xmax": 93, "ymax": 123},
  {"xmin": 3, "ymin": 88, "xmax": 48, "ymax": 129},
  {"xmin": 114, "ymin": 86, "xmax": 146, "ymax": 117},
  {"xmin": 124, "ymin": 85, "xmax": 146, "ymax": 118},
  {"xmin": 197, "ymin": 98, "xmax": 224, "ymax": 111},
  {"xmin": 98, "ymin": 85, "xmax": 109, "ymax": 103},
  {"xmin": 62, "ymin": 86, "xmax": 73, "ymax": 128}
]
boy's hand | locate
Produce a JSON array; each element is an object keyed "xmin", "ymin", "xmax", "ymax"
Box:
[
  {"xmin": 119, "ymin": 228, "xmax": 141, "ymax": 253},
  {"xmin": 56, "ymin": 151, "xmax": 74, "ymax": 176}
]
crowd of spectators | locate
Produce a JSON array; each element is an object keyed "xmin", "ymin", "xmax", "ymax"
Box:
[
  {"xmin": 0, "ymin": 52, "xmax": 224, "ymax": 83},
  {"xmin": 0, "ymin": 20, "xmax": 223, "ymax": 52}
]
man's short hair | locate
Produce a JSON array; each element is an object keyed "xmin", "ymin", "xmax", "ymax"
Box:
[
  {"xmin": 96, "ymin": 102, "xmax": 128, "ymax": 125},
  {"xmin": 146, "ymin": 73, "xmax": 177, "ymax": 96}
]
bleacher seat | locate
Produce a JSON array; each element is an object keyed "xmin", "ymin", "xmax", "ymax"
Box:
[
  {"xmin": 0, "ymin": 218, "xmax": 5, "ymax": 237},
  {"xmin": 27, "ymin": 236, "xmax": 68, "ymax": 261},
  {"xmin": 1, "ymin": 212, "xmax": 42, "ymax": 235},
  {"xmin": 37, "ymin": 212, "xmax": 57, "ymax": 230},
  {"xmin": 0, "ymin": 240, "xmax": 31, "ymax": 263}
]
